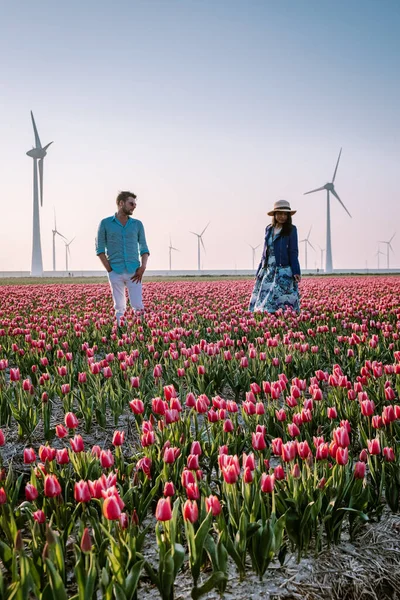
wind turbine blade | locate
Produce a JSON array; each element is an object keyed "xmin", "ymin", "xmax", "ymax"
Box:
[
  {"xmin": 307, "ymin": 226, "xmax": 312, "ymax": 239},
  {"xmin": 304, "ymin": 186, "xmax": 326, "ymax": 195},
  {"xmin": 30, "ymin": 111, "xmax": 42, "ymax": 148},
  {"xmin": 331, "ymin": 188, "xmax": 352, "ymax": 218},
  {"xmin": 308, "ymin": 240, "xmax": 316, "ymax": 251},
  {"xmin": 200, "ymin": 221, "xmax": 210, "ymax": 237},
  {"xmin": 332, "ymin": 148, "xmax": 342, "ymax": 183},
  {"xmin": 54, "ymin": 207, "xmax": 57, "ymax": 230},
  {"xmin": 389, "ymin": 232, "xmax": 396, "ymax": 243},
  {"xmin": 172, "ymin": 247, "xmax": 179, "ymax": 251},
  {"xmin": 56, "ymin": 231, "xmax": 68, "ymax": 240},
  {"xmin": 200, "ymin": 237, "xmax": 206, "ymax": 253},
  {"xmin": 42, "ymin": 142, "xmax": 53, "ymax": 152},
  {"xmin": 190, "ymin": 231, "xmax": 199, "ymax": 237},
  {"xmin": 38, "ymin": 158, "xmax": 44, "ymax": 207}
]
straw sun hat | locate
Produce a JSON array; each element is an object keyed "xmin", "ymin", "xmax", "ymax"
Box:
[{"xmin": 267, "ymin": 199, "xmax": 297, "ymax": 216}]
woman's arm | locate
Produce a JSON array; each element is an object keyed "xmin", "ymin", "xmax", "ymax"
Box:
[{"xmin": 289, "ymin": 226, "xmax": 301, "ymax": 280}]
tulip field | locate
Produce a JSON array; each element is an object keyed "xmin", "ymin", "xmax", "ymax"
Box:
[{"xmin": 0, "ymin": 276, "xmax": 400, "ymax": 600}]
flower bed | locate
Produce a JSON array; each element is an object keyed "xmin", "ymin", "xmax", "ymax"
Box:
[{"xmin": 0, "ymin": 277, "xmax": 399, "ymax": 599}]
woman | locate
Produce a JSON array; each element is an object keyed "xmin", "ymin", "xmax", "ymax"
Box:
[{"xmin": 249, "ymin": 199, "xmax": 301, "ymax": 313}]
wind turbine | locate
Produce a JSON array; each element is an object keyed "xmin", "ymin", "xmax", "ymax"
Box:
[
  {"xmin": 378, "ymin": 233, "xmax": 396, "ymax": 269},
  {"xmin": 318, "ymin": 245, "xmax": 325, "ymax": 271},
  {"xmin": 190, "ymin": 222, "xmax": 210, "ymax": 271},
  {"xmin": 64, "ymin": 238, "xmax": 75, "ymax": 272},
  {"xmin": 248, "ymin": 244, "xmax": 260, "ymax": 270},
  {"xmin": 168, "ymin": 237, "xmax": 179, "ymax": 271},
  {"xmin": 375, "ymin": 248, "xmax": 385, "ymax": 270},
  {"xmin": 299, "ymin": 227, "xmax": 315, "ymax": 270},
  {"xmin": 304, "ymin": 148, "xmax": 351, "ymax": 274},
  {"xmin": 52, "ymin": 209, "xmax": 67, "ymax": 271},
  {"xmin": 26, "ymin": 112, "xmax": 53, "ymax": 276}
]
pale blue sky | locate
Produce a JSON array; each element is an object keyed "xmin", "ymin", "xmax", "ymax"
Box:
[{"xmin": 1, "ymin": 0, "xmax": 399, "ymax": 271}]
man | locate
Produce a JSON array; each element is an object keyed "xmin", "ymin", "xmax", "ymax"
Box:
[{"xmin": 96, "ymin": 191, "xmax": 150, "ymax": 324}]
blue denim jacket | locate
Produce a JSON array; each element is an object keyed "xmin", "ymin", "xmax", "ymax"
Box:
[{"xmin": 257, "ymin": 224, "xmax": 301, "ymax": 276}]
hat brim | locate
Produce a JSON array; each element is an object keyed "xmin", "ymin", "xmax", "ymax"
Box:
[{"xmin": 268, "ymin": 209, "xmax": 297, "ymax": 216}]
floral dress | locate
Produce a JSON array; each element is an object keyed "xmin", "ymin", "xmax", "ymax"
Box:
[{"xmin": 249, "ymin": 229, "xmax": 300, "ymax": 313}]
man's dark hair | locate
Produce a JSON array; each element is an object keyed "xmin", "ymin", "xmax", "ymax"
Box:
[
  {"xmin": 271, "ymin": 213, "xmax": 293, "ymax": 236},
  {"xmin": 116, "ymin": 191, "xmax": 137, "ymax": 206}
]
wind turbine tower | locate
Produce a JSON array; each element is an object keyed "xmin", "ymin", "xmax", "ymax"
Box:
[
  {"xmin": 304, "ymin": 149, "xmax": 351, "ymax": 274},
  {"xmin": 168, "ymin": 237, "xmax": 179, "ymax": 271},
  {"xmin": 52, "ymin": 209, "xmax": 67, "ymax": 271},
  {"xmin": 375, "ymin": 248, "xmax": 385, "ymax": 270},
  {"xmin": 378, "ymin": 233, "xmax": 396, "ymax": 269},
  {"xmin": 248, "ymin": 244, "xmax": 260, "ymax": 270},
  {"xmin": 26, "ymin": 112, "xmax": 53, "ymax": 276},
  {"xmin": 64, "ymin": 238, "xmax": 75, "ymax": 272},
  {"xmin": 190, "ymin": 222, "xmax": 210, "ymax": 271},
  {"xmin": 299, "ymin": 227, "xmax": 315, "ymax": 270},
  {"xmin": 318, "ymin": 245, "xmax": 325, "ymax": 271}
]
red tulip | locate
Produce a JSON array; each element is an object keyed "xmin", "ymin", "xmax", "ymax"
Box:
[
  {"xmin": 183, "ymin": 499, "xmax": 199, "ymax": 523},
  {"xmin": 274, "ymin": 465, "xmax": 285, "ymax": 480},
  {"xmin": 206, "ymin": 495, "xmax": 222, "ymax": 516},
  {"xmin": 260, "ymin": 473, "xmax": 275, "ymax": 493},
  {"xmin": 55, "ymin": 424, "xmax": 68, "ymax": 438},
  {"xmin": 327, "ymin": 406, "xmax": 338, "ymax": 419},
  {"xmin": 282, "ymin": 441, "xmax": 297, "ymax": 462},
  {"xmin": 24, "ymin": 448, "xmax": 36, "ymax": 464},
  {"xmin": 163, "ymin": 481, "xmax": 175, "ymax": 497},
  {"xmin": 103, "ymin": 495, "xmax": 122, "ymax": 520},
  {"xmin": 368, "ymin": 438, "xmax": 381, "ymax": 455},
  {"xmin": 354, "ymin": 462, "xmax": 366, "ymax": 479},
  {"xmin": 100, "ymin": 449, "xmax": 114, "ymax": 468},
  {"xmin": 65, "ymin": 412, "xmax": 79, "ymax": 429},
  {"xmin": 10, "ymin": 368, "xmax": 20, "ymax": 381},
  {"xmin": 74, "ymin": 480, "xmax": 91, "ymax": 503},
  {"xmin": 70, "ymin": 435, "xmax": 84, "ymax": 453},
  {"xmin": 252, "ymin": 432, "xmax": 266, "ymax": 451},
  {"xmin": 336, "ymin": 447, "xmax": 349, "ymax": 466},
  {"xmin": 129, "ymin": 398, "xmax": 144, "ymax": 414},
  {"xmin": 25, "ymin": 483, "xmax": 38, "ymax": 501},
  {"xmin": 187, "ymin": 454, "xmax": 199, "ymax": 470},
  {"xmin": 112, "ymin": 430, "xmax": 125, "ymax": 446},
  {"xmin": 80, "ymin": 528, "xmax": 92, "ymax": 553},
  {"xmin": 33, "ymin": 509, "xmax": 46, "ymax": 523},
  {"xmin": 155, "ymin": 497, "xmax": 172, "ymax": 521},
  {"xmin": 0, "ymin": 429, "xmax": 4, "ymax": 446},
  {"xmin": 44, "ymin": 475, "xmax": 62, "ymax": 497},
  {"xmin": 383, "ymin": 447, "xmax": 395, "ymax": 462}
]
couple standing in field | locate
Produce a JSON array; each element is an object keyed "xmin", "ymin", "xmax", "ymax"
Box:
[{"xmin": 96, "ymin": 193, "xmax": 301, "ymax": 325}]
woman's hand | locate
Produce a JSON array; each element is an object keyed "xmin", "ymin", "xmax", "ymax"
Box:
[{"xmin": 294, "ymin": 274, "xmax": 301, "ymax": 283}]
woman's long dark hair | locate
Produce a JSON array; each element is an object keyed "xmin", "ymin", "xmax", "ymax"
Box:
[{"xmin": 271, "ymin": 213, "xmax": 293, "ymax": 236}]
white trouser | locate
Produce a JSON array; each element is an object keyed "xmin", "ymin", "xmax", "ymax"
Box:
[{"xmin": 107, "ymin": 271, "xmax": 144, "ymax": 324}]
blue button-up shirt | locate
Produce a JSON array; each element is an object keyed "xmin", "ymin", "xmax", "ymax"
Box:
[{"xmin": 95, "ymin": 215, "xmax": 150, "ymax": 274}]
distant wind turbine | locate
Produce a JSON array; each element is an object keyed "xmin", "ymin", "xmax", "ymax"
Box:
[
  {"xmin": 168, "ymin": 237, "xmax": 179, "ymax": 271},
  {"xmin": 304, "ymin": 148, "xmax": 351, "ymax": 274},
  {"xmin": 26, "ymin": 111, "xmax": 53, "ymax": 276},
  {"xmin": 64, "ymin": 238, "xmax": 75, "ymax": 272},
  {"xmin": 52, "ymin": 209, "xmax": 67, "ymax": 271},
  {"xmin": 190, "ymin": 222, "xmax": 210, "ymax": 271},
  {"xmin": 378, "ymin": 233, "xmax": 396, "ymax": 269},
  {"xmin": 299, "ymin": 227, "xmax": 315, "ymax": 270},
  {"xmin": 248, "ymin": 244, "xmax": 260, "ymax": 271},
  {"xmin": 375, "ymin": 248, "xmax": 385, "ymax": 270},
  {"xmin": 318, "ymin": 245, "xmax": 325, "ymax": 271}
]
